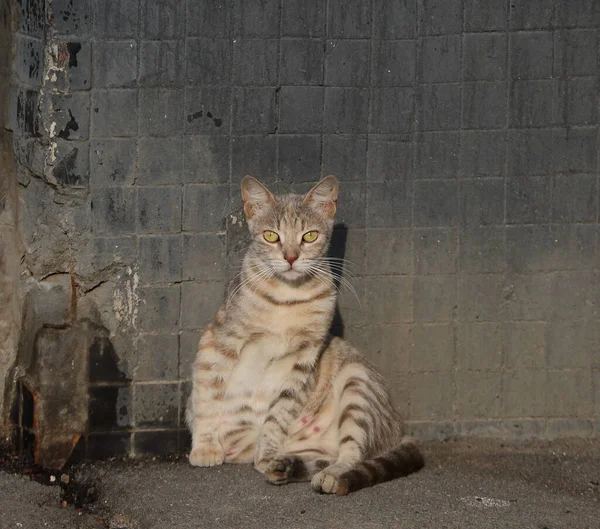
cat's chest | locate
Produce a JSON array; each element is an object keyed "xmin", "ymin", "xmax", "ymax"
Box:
[
  {"xmin": 225, "ymin": 334, "xmax": 296, "ymax": 400},
  {"xmin": 251, "ymin": 302, "xmax": 323, "ymax": 336}
]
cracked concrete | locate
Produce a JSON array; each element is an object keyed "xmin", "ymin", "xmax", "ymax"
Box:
[{"xmin": 1, "ymin": 439, "xmax": 599, "ymax": 529}]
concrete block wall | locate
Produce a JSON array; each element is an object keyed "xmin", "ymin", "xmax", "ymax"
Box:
[{"xmin": 3, "ymin": 0, "xmax": 600, "ymax": 460}]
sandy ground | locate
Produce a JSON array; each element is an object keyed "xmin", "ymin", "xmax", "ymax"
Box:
[{"xmin": 1, "ymin": 439, "xmax": 599, "ymax": 529}]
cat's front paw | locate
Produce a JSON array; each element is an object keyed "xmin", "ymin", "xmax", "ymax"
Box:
[
  {"xmin": 189, "ymin": 444, "xmax": 224, "ymax": 467},
  {"xmin": 254, "ymin": 456, "xmax": 273, "ymax": 474},
  {"xmin": 253, "ymin": 443, "xmax": 278, "ymax": 473},
  {"xmin": 264, "ymin": 456, "xmax": 297, "ymax": 485}
]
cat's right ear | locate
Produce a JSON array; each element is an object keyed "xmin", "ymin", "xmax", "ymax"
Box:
[{"xmin": 241, "ymin": 176, "xmax": 275, "ymax": 218}]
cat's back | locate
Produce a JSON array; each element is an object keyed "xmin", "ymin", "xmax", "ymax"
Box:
[{"xmin": 317, "ymin": 335, "xmax": 393, "ymax": 393}]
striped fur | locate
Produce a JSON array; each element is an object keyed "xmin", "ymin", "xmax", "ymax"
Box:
[{"xmin": 186, "ymin": 176, "xmax": 423, "ymax": 495}]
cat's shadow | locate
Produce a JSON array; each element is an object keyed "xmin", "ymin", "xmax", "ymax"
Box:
[{"xmin": 328, "ymin": 223, "xmax": 350, "ymax": 339}]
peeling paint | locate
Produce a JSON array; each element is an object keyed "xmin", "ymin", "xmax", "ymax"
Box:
[
  {"xmin": 113, "ymin": 266, "xmax": 139, "ymax": 329},
  {"xmin": 230, "ymin": 214, "xmax": 244, "ymax": 227}
]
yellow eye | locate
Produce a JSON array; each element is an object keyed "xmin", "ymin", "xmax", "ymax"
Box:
[
  {"xmin": 263, "ymin": 230, "xmax": 280, "ymax": 243},
  {"xmin": 302, "ymin": 231, "xmax": 319, "ymax": 243}
]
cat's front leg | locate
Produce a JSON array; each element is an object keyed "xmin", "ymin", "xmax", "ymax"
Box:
[
  {"xmin": 187, "ymin": 325, "xmax": 230, "ymax": 467},
  {"xmin": 187, "ymin": 385, "xmax": 224, "ymax": 466},
  {"xmin": 188, "ymin": 415, "xmax": 224, "ymax": 467}
]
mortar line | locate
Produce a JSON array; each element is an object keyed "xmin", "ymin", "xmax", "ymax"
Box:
[
  {"xmin": 129, "ymin": 0, "xmax": 145, "ymax": 457},
  {"xmin": 361, "ymin": 0, "xmax": 374, "ymax": 294},
  {"xmin": 451, "ymin": 0, "xmax": 466, "ymax": 434},
  {"xmin": 405, "ymin": 0, "xmax": 421, "ymax": 427},
  {"xmin": 499, "ymin": 0, "xmax": 512, "ymax": 438},
  {"xmin": 227, "ymin": 0, "xmax": 237, "ymax": 289},
  {"xmin": 319, "ymin": 0, "xmax": 330, "ymax": 183},
  {"xmin": 176, "ymin": 0, "xmax": 191, "ymax": 442}
]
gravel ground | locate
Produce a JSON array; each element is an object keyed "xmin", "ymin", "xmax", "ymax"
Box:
[{"xmin": 1, "ymin": 439, "xmax": 599, "ymax": 529}]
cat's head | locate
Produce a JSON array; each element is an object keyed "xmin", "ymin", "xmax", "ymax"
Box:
[{"xmin": 240, "ymin": 175, "xmax": 338, "ymax": 281}]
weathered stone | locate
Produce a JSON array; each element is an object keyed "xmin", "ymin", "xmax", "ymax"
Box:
[{"xmin": 22, "ymin": 323, "xmax": 90, "ymax": 469}]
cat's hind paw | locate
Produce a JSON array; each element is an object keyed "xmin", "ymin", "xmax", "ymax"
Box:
[
  {"xmin": 311, "ymin": 469, "xmax": 350, "ymax": 496},
  {"xmin": 189, "ymin": 445, "xmax": 224, "ymax": 467}
]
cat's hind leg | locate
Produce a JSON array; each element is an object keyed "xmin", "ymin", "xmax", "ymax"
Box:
[{"xmin": 310, "ymin": 372, "xmax": 376, "ymax": 494}]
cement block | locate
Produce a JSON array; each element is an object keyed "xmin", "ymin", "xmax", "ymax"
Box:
[
  {"xmin": 186, "ymin": 38, "xmax": 232, "ymax": 85},
  {"xmin": 367, "ymin": 136, "xmax": 412, "ymax": 182},
  {"xmin": 364, "ymin": 276, "xmax": 413, "ymax": 324},
  {"xmin": 547, "ymin": 369, "xmax": 593, "ymax": 418},
  {"xmin": 372, "ymin": 0, "xmax": 416, "ymax": 38},
  {"xmin": 93, "ymin": 0, "xmax": 139, "ymax": 38},
  {"xmin": 233, "ymin": 39, "xmax": 279, "ymax": 86},
  {"xmin": 137, "ymin": 285, "xmax": 181, "ymax": 332},
  {"xmin": 419, "ymin": 36, "xmax": 461, "ymax": 83},
  {"xmin": 457, "ymin": 322, "xmax": 503, "ymax": 370},
  {"xmin": 282, "ymin": 0, "xmax": 326, "ymax": 36},
  {"xmin": 134, "ymin": 382, "xmax": 179, "ymax": 427},
  {"xmin": 504, "ymin": 370, "xmax": 548, "ymax": 417},
  {"xmin": 464, "ymin": 0, "xmax": 507, "ymax": 31},
  {"xmin": 323, "ymin": 88, "xmax": 369, "ymax": 134},
  {"xmin": 137, "ymin": 138, "xmax": 182, "ymax": 185},
  {"xmin": 414, "ymin": 132, "xmax": 460, "ymax": 180},
  {"xmin": 182, "ymin": 234, "xmax": 227, "ymax": 281},
  {"xmin": 137, "ymin": 186, "xmax": 182, "ymax": 234},
  {"xmin": 322, "ymin": 134, "xmax": 367, "ymax": 181},
  {"xmin": 93, "ymin": 41, "xmax": 137, "ymax": 89},
  {"xmin": 232, "ymin": 87, "xmax": 277, "ymax": 133},
  {"xmin": 138, "ymin": 235, "xmax": 182, "ymax": 283},
  {"xmin": 455, "ymin": 371, "xmax": 502, "ymax": 419},
  {"xmin": 463, "ymin": 33, "xmax": 507, "ymax": 81},
  {"xmin": 327, "ymin": 0, "xmax": 371, "ymax": 38},
  {"xmin": 417, "ymin": 0, "xmax": 461, "ymax": 35},
  {"xmin": 136, "ymin": 333, "xmax": 179, "ymax": 380},
  {"xmin": 180, "ymin": 281, "xmax": 226, "ymax": 330},
  {"xmin": 409, "ymin": 372, "xmax": 453, "ymax": 420},
  {"xmin": 365, "ymin": 228, "xmax": 413, "ymax": 276},
  {"xmin": 325, "ymin": 40, "xmax": 370, "ymax": 86},
  {"xmin": 509, "ymin": 31, "xmax": 553, "ymax": 79},
  {"xmin": 183, "ymin": 184, "xmax": 229, "ymax": 232},
  {"xmin": 371, "ymin": 41, "xmax": 416, "ymax": 86},
  {"xmin": 413, "ymin": 275, "xmax": 457, "ymax": 322},
  {"xmin": 141, "ymin": 0, "xmax": 184, "ymax": 39},
  {"xmin": 504, "ymin": 322, "xmax": 547, "ymax": 369},
  {"xmin": 367, "ymin": 181, "xmax": 411, "ymax": 228},
  {"xmin": 410, "ymin": 323, "xmax": 454, "ymax": 371},
  {"xmin": 280, "ymin": 39, "xmax": 324, "ymax": 85},
  {"xmin": 139, "ymin": 89, "xmax": 184, "ymax": 137},
  {"xmin": 460, "ymin": 179, "xmax": 505, "ymax": 227},
  {"xmin": 279, "ymin": 87, "xmax": 324, "ymax": 133},
  {"xmin": 414, "ymin": 228, "xmax": 458, "ymax": 275},
  {"xmin": 139, "ymin": 41, "xmax": 185, "ymax": 87}
]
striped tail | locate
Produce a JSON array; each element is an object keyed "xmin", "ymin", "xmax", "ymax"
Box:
[{"xmin": 336, "ymin": 438, "xmax": 424, "ymax": 495}]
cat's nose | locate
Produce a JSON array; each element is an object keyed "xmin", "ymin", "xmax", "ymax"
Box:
[{"xmin": 285, "ymin": 253, "xmax": 298, "ymax": 265}]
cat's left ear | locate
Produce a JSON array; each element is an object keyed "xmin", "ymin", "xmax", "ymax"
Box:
[
  {"xmin": 241, "ymin": 175, "xmax": 275, "ymax": 218},
  {"xmin": 303, "ymin": 175, "xmax": 338, "ymax": 218}
]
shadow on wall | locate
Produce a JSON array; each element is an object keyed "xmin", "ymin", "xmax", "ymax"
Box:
[{"xmin": 328, "ymin": 223, "xmax": 350, "ymax": 339}]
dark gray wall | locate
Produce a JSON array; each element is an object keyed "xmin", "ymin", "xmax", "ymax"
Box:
[{"xmin": 4, "ymin": 0, "xmax": 600, "ymax": 460}]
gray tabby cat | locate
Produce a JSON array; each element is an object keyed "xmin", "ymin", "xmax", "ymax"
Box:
[{"xmin": 186, "ymin": 175, "xmax": 423, "ymax": 495}]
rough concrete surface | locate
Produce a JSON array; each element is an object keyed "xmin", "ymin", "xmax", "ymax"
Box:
[
  {"xmin": 2, "ymin": 0, "xmax": 600, "ymax": 458},
  {"xmin": 1, "ymin": 439, "xmax": 599, "ymax": 529}
]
